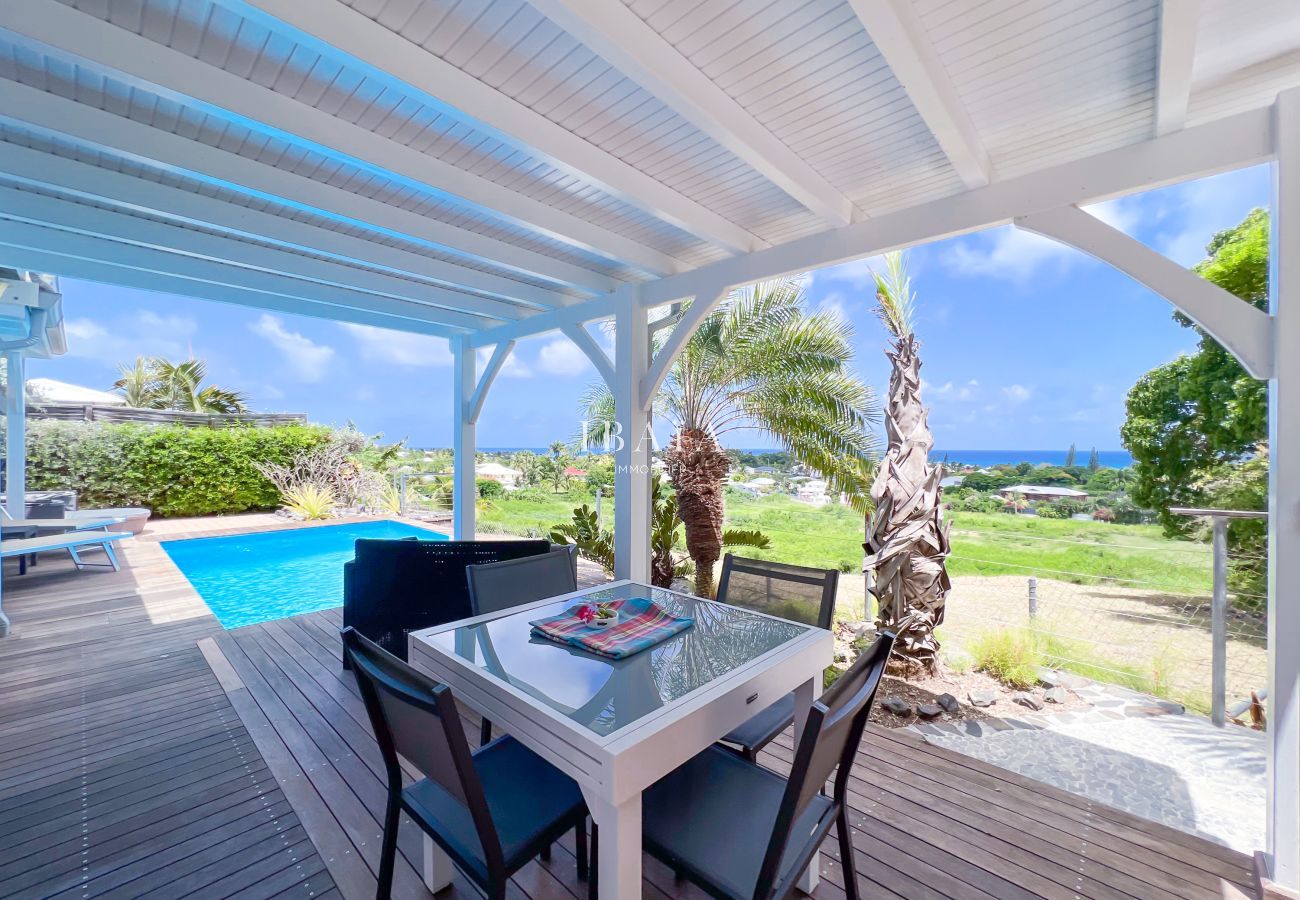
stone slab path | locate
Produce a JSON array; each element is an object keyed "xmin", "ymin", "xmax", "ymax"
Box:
[{"xmin": 916, "ymin": 688, "xmax": 1266, "ymax": 855}]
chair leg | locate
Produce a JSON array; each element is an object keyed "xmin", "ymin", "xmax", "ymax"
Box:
[
  {"xmin": 377, "ymin": 792, "xmax": 401, "ymax": 900},
  {"xmin": 480, "ymin": 717, "xmax": 493, "ymax": 746},
  {"xmin": 837, "ymin": 807, "xmax": 858, "ymax": 900},
  {"xmin": 540, "ymin": 843, "xmax": 551, "ymax": 862},
  {"xmin": 588, "ymin": 824, "xmax": 598, "ymax": 900},
  {"xmin": 575, "ymin": 820, "xmax": 588, "ymax": 881},
  {"xmin": 102, "ymin": 542, "xmax": 121, "ymax": 572}
]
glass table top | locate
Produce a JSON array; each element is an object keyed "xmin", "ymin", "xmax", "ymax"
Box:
[{"xmin": 422, "ymin": 583, "xmax": 812, "ymax": 738}]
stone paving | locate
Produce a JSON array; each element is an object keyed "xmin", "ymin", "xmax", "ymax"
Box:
[{"xmin": 912, "ymin": 679, "xmax": 1266, "ymax": 854}]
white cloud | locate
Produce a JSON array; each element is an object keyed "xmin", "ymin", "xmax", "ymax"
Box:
[
  {"xmin": 1002, "ymin": 384, "xmax": 1033, "ymax": 403},
  {"xmin": 813, "ymin": 290, "xmax": 851, "ymax": 326},
  {"xmin": 250, "ymin": 314, "xmax": 334, "ymax": 383},
  {"xmin": 63, "ymin": 311, "xmax": 198, "ymax": 362},
  {"xmin": 533, "ymin": 337, "xmax": 591, "ymax": 377},
  {"xmin": 810, "ymin": 255, "xmax": 887, "ymax": 289},
  {"xmin": 339, "ymin": 323, "xmax": 452, "ymax": 368},
  {"xmin": 925, "ymin": 378, "xmax": 979, "ymax": 402},
  {"xmin": 1152, "ymin": 168, "xmax": 1269, "ymax": 266}
]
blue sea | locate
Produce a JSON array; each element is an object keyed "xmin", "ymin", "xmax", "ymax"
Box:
[{"xmin": 478, "ymin": 447, "xmax": 1134, "ymax": 468}]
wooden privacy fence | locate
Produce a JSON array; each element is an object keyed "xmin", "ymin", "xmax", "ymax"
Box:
[{"xmin": 26, "ymin": 402, "xmax": 307, "ymax": 428}]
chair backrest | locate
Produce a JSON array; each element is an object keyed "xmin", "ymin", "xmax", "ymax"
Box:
[
  {"xmin": 754, "ymin": 629, "xmax": 896, "ymax": 900},
  {"xmin": 343, "ymin": 538, "xmax": 551, "ymax": 662},
  {"xmin": 341, "ymin": 626, "xmax": 506, "ymax": 875},
  {"xmin": 716, "ymin": 554, "xmax": 838, "ymax": 629},
  {"xmin": 466, "ymin": 545, "xmax": 578, "ymax": 616}
]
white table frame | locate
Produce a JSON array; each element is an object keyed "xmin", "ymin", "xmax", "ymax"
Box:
[{"xmin": 408, "ymin": 579, "xmax": 834, "ymax": 899}]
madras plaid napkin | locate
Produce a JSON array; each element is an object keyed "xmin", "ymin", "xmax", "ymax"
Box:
[{"xmin": 529, "ymin": 597, "xmax": 694, "ymax": 660}]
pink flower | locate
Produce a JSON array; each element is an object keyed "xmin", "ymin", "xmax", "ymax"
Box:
[{"xmin": 576, "ymin": 604, "xmax": 597, "ymax": 624}]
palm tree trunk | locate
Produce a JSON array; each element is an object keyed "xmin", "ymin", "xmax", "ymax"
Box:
[
  {"xmin": 663, "ymin": 427, "xmax": 730, "ymax": 597},
  {"xmin": 864, "ymin": 333, "xmax": 951, "ymax": 677}
]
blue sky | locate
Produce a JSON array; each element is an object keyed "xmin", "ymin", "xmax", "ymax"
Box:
[{"xmin": 30, "ymin": 165, "xmax": 1271, "ymax": 451}]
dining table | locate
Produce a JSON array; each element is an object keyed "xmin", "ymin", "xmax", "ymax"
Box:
[{"xmin": 408, "ymin": 579, "xmax": 835, "ymax": 899}]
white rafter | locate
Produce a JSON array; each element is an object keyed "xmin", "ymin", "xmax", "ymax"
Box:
[
  {"xmin": 526, "ymin": 0, "xmax": 855, "ymax": 227},
  {"xmin": 846, "ymin": 0, "xmax": 991, "ymax": 188},
  {"xmin": 0, "ymin": 218, "xmax": 490, "ymax": 333},
  {"xmin": 0, "ymin": 186, "xmax": 528, "ymax": 324},
  {"xmin": 1155, "ymin": 0, "xmax": 1202, "ymax": 136},
  {"xmin": 0, "ymin": 141, "xmax": 568, "ymax": 311},
  {"xmin": 0, "ymin": 0, "xmax": 679, "ymax": 278},
  {"xmin": 0, "ymin": 77, "xmax": 615, "ymax": 296},
  {"xmin": 224, "ymin": 0, "xmax": 763, "ymax": 257}
]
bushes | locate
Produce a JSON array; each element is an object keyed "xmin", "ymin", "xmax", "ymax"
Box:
[
  {"xmin": 26, "ymin": 420, "xmax": 334, "ymax": 517},
  {"xmin": 477, "ymin": 478, "xmax": 505, "ymax": 500},
  {"xmin": 1035, "ymin": 503, "xmax": 1068, "ymax": 519},
  {"xmin": 969, "ymin": 629, "xmax": 1042, "ymax": 689}
]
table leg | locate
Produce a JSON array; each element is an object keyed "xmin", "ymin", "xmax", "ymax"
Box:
[
  {"xmin": 423, "ymin": 834, "xmax": 454, "ymax": 893},
  {"xmin": 791, "ymin": 674, "xmax": 821, "ymax": 894},
  {"xmin": 583, "ymin": 787, "xmax": 642, "ymax": 899}
]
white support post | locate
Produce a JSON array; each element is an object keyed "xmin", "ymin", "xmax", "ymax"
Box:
[
  {"xmin": 1267, "ymin": 87, "xmax": 1300, "ymax": 893},
  {"xmin": 613, "ymin": 290, "xmax": 651, "ymax": 582},
  {"xmin": 451, "ymin": 336, "xmax": 476, "ymax": 541},
  {"xmin": 0, "ymin": 351, "xmax": 21, "ymax": 636}
]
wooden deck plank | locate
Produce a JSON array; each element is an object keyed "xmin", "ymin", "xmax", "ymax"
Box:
[{"xmin": 0, "ymin": 515, "xmax": 1257, "ymax": 900}]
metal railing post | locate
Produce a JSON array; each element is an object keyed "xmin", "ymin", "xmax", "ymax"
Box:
[
  {"xmin": 1028, "ymin": 576, "xmax": 1038, "ymax": 620},
  {"xmin": 1211, "ymin": 516, "xmax": 1229, "ymax": 727}
]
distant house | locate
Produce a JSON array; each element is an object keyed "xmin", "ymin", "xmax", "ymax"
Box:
[
  {"xmin": 476, "ymin": 462, "xmax": 523, "ymax": 490},
  {"xmin": 999, "ymin": 484, "xmax": 1088, "ymax": 502},
  {"xmin": 939, "ymin": 475, "xmax": 965, "ymax": 489},
  {"xmin": 795, "ymin": 479, "xmax": 830, "ymax": 507},
  {"xmin": 563, "ymin": 466, "xmax": 587, "ymax": 477},
  {"xmin": 735, "ymin": 476, "xmax": 776, "ymax": 495}
]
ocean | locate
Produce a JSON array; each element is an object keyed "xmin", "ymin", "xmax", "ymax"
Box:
[{"xmin": 476, "ymin": 447, "xmax": 1135, "ymax": 468}]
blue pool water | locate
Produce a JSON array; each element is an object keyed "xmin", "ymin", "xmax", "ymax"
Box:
[{"xmin": 162, "ymin": 520, "xmax": 447, "ymax": 629}]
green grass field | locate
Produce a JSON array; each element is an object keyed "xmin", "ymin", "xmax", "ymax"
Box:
[{"xmin": 480, "ymin": 486, "xmax": 1212, "ymax": 596}]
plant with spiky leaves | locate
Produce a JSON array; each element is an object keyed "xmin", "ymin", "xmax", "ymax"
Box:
[
  {"xmin": 580, "ymin": 278, "xmax": 877, "ymax": 596},
  {"xmin": 112, "ymin": 356, "xmax": 248, "ymax": 413},
  {"xmin": 863, "ymin": 251, "xmax": 952, "ymax": 677}
]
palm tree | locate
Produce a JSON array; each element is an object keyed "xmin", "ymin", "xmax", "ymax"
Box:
[
  {"xmin": 581, "ymin": 277, "xmax": 878, "ymax": 596},
  {"xmin": 113, "ymin": 356, "xmax": 248, "ymax": 413},
  {"xmin": 863, "ymin": 252, "xmax": 951, "ymax": 677}
]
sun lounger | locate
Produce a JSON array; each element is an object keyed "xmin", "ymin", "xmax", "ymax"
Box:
[{"xmin": 1, "ymin": 530, "xmax": 130, "ymax": 572}]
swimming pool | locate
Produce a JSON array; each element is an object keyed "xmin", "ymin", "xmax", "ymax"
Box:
[{"xmin": 162, "ymin": 520, "xmax": 448, "ymax": 629}]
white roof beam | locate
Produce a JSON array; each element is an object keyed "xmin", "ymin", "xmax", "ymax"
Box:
[
  {"xmin": 527, "ymin": 0, "xmax": 856, "ymax": 227},
  {"xmin": 846, "ymin": 0, "xmax": 991, "ymax": 188},
  {"xmin": 487, "ymin": 105, "xmax": 1274, "ymax": 343},
  {"xmin": 0, "ymin": 238, "xmax": 458, "ymax": 338},
  {"xmin": 0, "ymin": 218, "xmax": 493, "ymax": 332},
  {"xmin": 0, "ymin": 76, "xmax": 615, "ymax": 296},
  {"xmin": 0, "ymin": 185, "xmax": 528, "ymax": 323},
  {"xmin": 1155, "ymin": 0, "xmax": 1202, "ymax": 135},
  {"xmin": 224, "ymin": 0, "xmax": 764, "ymax": 257},
  {"xmin": 0, "ymin": 141, "xmax": 568, "ymax": 311},
  {"xmin": 1, "ymin": 0, "xmax": 680, "ymax": 278}
]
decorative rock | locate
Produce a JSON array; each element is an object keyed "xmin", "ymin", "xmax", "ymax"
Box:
[
  {"xmin": 883, "ymin": 697, "xmax": 913, "ymax": 716},
  {"xmin": 1044, "ymin": 687, "xmax": 1069, "ymax": 704},
  {"xmin": 1036, "ymin": 667, "xmax": 1063, "ymax": 688},
  {"xmin": 1013, "ymin": 692, "xmax": 1045, "ymax": 711},
  {"xmin": 917, "ymin": 703, "xmax": 944, "ymax": 720},
  {"xmin": 937, "ymin": 693, "xmax": 960, "ymax": 713},
  {"xmin": 968, "ymin": 690, "xmax": 997, "ymax": 708}
]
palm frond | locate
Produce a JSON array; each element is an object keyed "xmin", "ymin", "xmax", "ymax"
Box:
[
  {"xmin": 721, "ymin": 527, "xmax": 771, "ymax": 550},
  {"xmin": 872, "ymin": 251, "xmax": 916, "ymax": 339}
]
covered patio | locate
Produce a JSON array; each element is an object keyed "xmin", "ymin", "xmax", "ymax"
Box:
[{"xmin": 0, "ymin": 0, "xmax": 1296, "ymax": 896}]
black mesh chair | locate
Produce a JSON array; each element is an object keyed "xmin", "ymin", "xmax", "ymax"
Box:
[
  {"xmin": 642, "ymin": 630, "xmax": 895, "ymax": 900},
  {"xmin": 715, "ymin": 554, "xmax": 839, "ymax": 761},
  {"xmin": 342, "ymin": 627, "xmax": 594, "ymax": 900},
  {"xmin": 466, "ymin": 545, "xmax": 579, "ymax": 745},
  {"xmin": 342, "ymin": 538, "xmax": 551, "ymax": 668}
]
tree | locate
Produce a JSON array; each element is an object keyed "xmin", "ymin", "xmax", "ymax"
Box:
[
  {"xmin": 1064, "ymin": 443, "xmax": 1077, "ymax": 467},
  {"xmin": 1121, "ymin": 208, "xmax": 1268, "ymax": 533},
  {"xmin": 863, "ymin": 252, "xmax": 952, "ymax": 677},
  {"xmin": 1087, "ymin": 447, "xmax": 1101, "ymax": 472},
  {"xmin": 112, "ymin": 356, "xmax": 249, "ymax": 413},
  {"xmin": 581, "ymin": 277, "xmax": 877, "ymax": 596}
]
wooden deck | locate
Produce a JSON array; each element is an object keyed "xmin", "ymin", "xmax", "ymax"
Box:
[{"xmin": 0, "ymin": 515, "xmax": 1259, "ymax": 900}]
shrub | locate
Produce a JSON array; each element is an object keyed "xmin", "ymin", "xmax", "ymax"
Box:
[
  {"xmin": 477, "ymin": 478, "xmax": 505, "ymax": 500},
  {"xmin": 1092, "ymin": 506, "xmax": 1115, "ymax": 522},
  {"xmin": 969, "ymin": 628, "xmax": 1042, "ymax": 689},
  {"xmin": 26, "ymin": 419, "xmax": 334, "ymax": 517},
  {"xmin": 283, "ymin": 483, "xmax": 336, "ymax": 520},
  {"xmin": 1035, "ymin": 503, "xmax": 1068, "ymax": 519}
]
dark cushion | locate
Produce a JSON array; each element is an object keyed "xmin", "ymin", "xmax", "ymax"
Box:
[
  {"xmin": 719, "ymin": 690, "xmax": 796, "ymax": 756},
  {"xmin": 343, "ymin": 539, "xmax": 550, "ymax": 663},
  {"xmin": 403, "ymin": 735, "xmax": 586, "ymax": 882},
  {"xmin": 644, "ymin": 744, "xmax": 833, "ymax": 900}
]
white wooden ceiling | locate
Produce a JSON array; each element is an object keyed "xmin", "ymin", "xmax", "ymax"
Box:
[{"xmin": 0, "ymin": 0, "xmax": 1295, "ymax": 337}]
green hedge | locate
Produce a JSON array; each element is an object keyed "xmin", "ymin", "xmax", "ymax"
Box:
[{"xmin": 25, "ymin": 420, "xmax": 334, "ymax": 517}]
